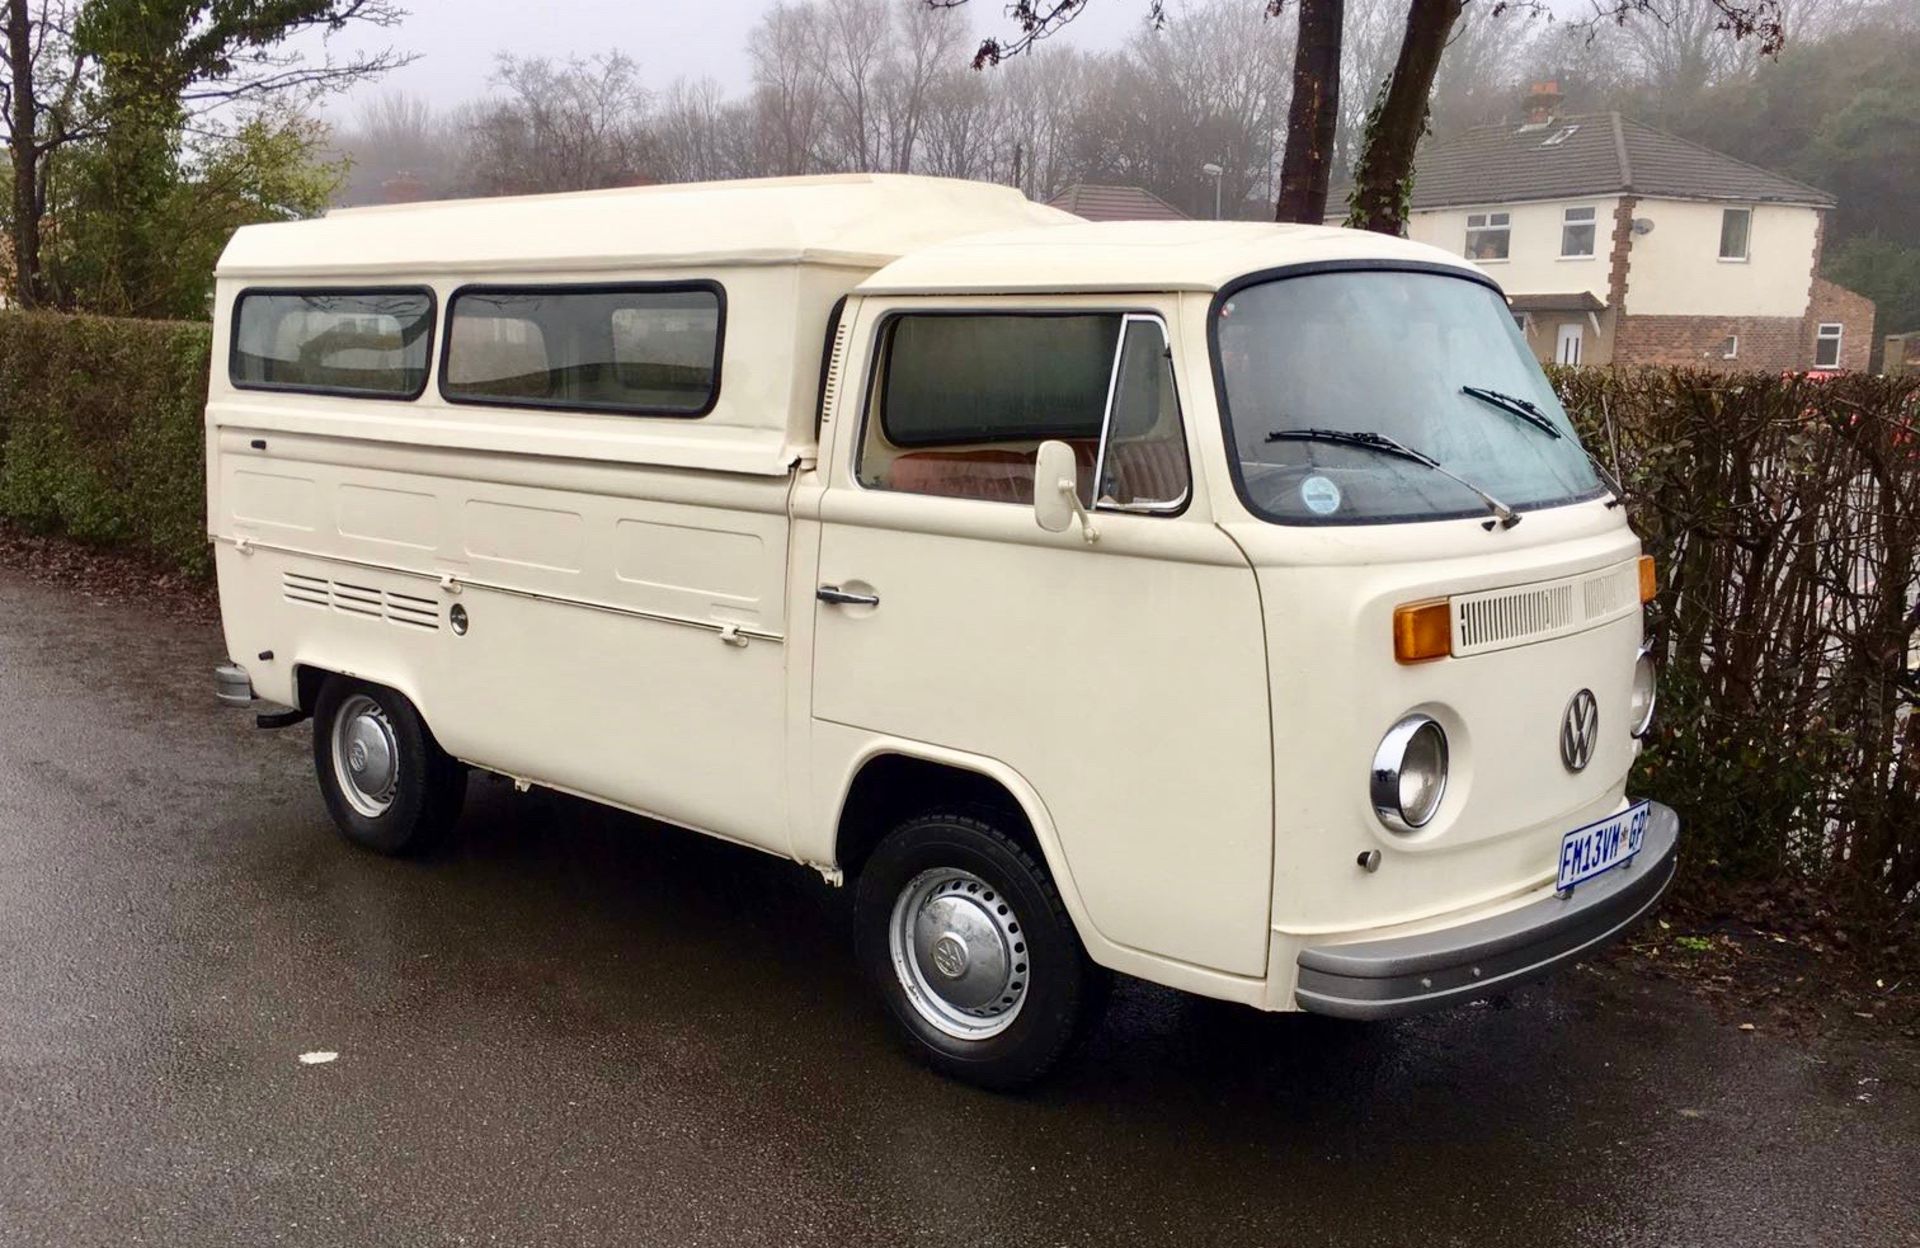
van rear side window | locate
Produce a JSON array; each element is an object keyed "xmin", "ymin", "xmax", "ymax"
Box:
[
  {"xmin": 442, "ymin": 284, "xmax": 723, "ymax": 416},
  {"xmin": 230, "ymin": 289, "xmax": 435, "ymax": 398}
]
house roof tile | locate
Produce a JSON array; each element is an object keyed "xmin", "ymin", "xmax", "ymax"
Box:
[
  {"xmin": 1047, "ymin": 183, "xmax": 1190, "ymax": 222},
  {"xmin": 1407, "ymin": 112, "xmax": 1835, "ymax": 210}
]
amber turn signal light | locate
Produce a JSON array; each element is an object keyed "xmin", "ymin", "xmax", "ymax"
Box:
[
  {"xmin": 1638, "ymin": 555, "xmax": 1657, "ymax": 604},
  {"xmin": 1393, "ymin": 600, "xmax": 1452, "ymax": 664}
]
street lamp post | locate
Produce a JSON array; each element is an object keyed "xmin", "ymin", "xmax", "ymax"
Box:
[{"xmin": 1202, "ymin": 162, "xmax": 1224, "ymax": 220}]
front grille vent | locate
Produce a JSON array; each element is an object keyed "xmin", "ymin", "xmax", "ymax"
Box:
[
  {"xmin": 283, "ymin": 571, "xmax": 440, "ymax": 631},
  {"xmin": 1451, "ymin": 561, "xmax": 1639, "ymax": 657}
]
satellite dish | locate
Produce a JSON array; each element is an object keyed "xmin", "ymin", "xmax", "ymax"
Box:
[{"xmin": 1631, "ymin": 218, "xmax": 1655, "ymax": 235}]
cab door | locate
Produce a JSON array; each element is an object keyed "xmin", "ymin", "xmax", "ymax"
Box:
[{"xmin": 810, "ymin": 300, "xmax": 1273, "ymax": 978}]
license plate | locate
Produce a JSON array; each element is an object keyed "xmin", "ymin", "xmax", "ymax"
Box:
[{"xmin": 1557, "ymin": 801, "xmax": 1651, "ymax": 892}]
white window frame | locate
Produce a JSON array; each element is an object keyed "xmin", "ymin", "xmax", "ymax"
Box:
[
  {"xmin": 1559, "ymin": 205, "xmax": 1598, "ymax": 259},
  {"xmin": 1718, "ymin": 207, "xmax": 1752, "ymax": 262},
  {"xmin": 1719, "ymin": 334, "xmax": 1739, "ymax": 360},
  {"xmin": 1465, "ymin": 211, "xmax": 1511, "ymax": 263},
  {"xmin": 1814, "ymin": 322, "xmax": 1843, "ymax": 369}
]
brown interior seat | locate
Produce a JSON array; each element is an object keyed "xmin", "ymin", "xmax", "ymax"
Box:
[{"xmin": 888, "ymin": 441, "xmax": 1098, "ymax": 504}]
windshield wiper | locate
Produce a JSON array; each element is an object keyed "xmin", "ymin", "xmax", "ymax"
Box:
[
  {"xmin": 1461, "ymin": 384, "xmax": 1626, "ymax": 506},
  {"xmin": 1265, "ymin": 427, "xmax": 1520, "ymax": 529},
  {"xmin": 1460, "ymin": 385, "xmax": 1562, "ymax": 440}
]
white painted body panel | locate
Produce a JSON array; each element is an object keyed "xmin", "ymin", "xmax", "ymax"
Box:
[{"xmin": 209, "ymin": 176, "xmax": 1652, "ymax": 1012}]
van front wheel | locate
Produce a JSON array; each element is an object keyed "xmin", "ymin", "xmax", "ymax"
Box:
[
  {"xmin": 312, "ymin": 677, "xmax": 465, "ymax": 856},
  {"xmin": 855, "ymin": 812, "xmax": 1105, "ymax": 1089}
]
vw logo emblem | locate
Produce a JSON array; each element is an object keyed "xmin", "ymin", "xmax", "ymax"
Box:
[
  {"xmin": 930, "ymin": 934, "xmax": 969, "ymax": 979},
  {"xmin": 1560, "ymin": 689, "xmax": 1600, "ymax": 772}
]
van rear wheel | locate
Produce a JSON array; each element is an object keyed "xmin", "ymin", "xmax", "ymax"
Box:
[
  {"xmin": 855, "ymin": 811, "xmax": 1106, "ymax": 1090},
  {"xmin": 313, "ymin": 677, "xmax": 465, "ymax": 856}
]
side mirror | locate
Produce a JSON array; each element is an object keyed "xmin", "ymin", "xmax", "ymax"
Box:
[{"xmin": 1032, "ymin": 439, "xmax": 1098, "ymax": 543}]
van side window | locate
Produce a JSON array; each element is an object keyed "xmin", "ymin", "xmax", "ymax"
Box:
[
  {"xmin": 230, "ymin": 289, "xmax": 435, "ymax": 398},
  {"xmin": 860, "ymin": 312, "xmax": 1188, "ymax": 511},
  {"xmin": 442, "ymin": 284, "xmax": 723, "ymax": 416}
]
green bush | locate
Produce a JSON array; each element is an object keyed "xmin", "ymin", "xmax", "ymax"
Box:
[
  {"xmin": 1553, "ymin": 366, "xmax": 1920, "ymax": 939},
  {"xmin": 0, "ymin": 310, "xmax": 212, "ymax": 574}
]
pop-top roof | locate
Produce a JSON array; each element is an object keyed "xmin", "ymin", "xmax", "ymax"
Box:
[{"xmin": 216, "ymin": 173, "xmax": 1076, "ymax": 279}]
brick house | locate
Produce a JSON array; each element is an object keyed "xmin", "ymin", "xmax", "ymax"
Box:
[{"xmin": 1400, "ymin": 97, "xmax": 1875, "ymax": 371}]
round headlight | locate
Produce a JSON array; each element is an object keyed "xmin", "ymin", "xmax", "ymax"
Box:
[
  {"xmin": 1629, "ymin": 644, "xmax": 1657, "ymax": 738},
  {"xmin": 1371, "ymin": 714, "xmax": 1450, "ymax": 833}
]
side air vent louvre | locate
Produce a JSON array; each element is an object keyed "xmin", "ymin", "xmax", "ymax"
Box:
[
  {"xmin": 818, "ymin": 321, "xmax": 850, "ymax": 426},
  {"xmin": 1451, "ymin": 560, "xmax": 1640, "ymax": 657},
  {"xmin": 282, "ymin": 571, "xmax": 441, "ymax": 631}
]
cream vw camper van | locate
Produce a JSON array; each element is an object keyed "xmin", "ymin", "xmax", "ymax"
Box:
[{"xmin": 209, "ymin": 175, "xmax": 1676, "ymax": 1087}]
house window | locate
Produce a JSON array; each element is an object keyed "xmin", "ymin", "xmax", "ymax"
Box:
[
  {"xmin": 1718, "ymin": 208, "xmax": 1751, "ymax": 261},
  {"xmin": 1814, "ymin": 322, "xmax": 1843, "ymax": 369},
  {"xmin": 1719, "ymin": 335, "xmax": 1739, "ymax": 360},
  {"xmin": 1560, "ymin": 206, "xmax": 1597, "ymax": 258},
  {"xmin": 1466, "ymin": 212, "xmax": 1510, "ymax": 261}
]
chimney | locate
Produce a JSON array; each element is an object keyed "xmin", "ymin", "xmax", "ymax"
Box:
[{"xmin": 1525, "ymin": 81, "xmax": 1562, "ymax": 126}]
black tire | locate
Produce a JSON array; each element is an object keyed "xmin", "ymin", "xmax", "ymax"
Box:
[
  {"xmin": 312, "ymin": 676, "xmax": 466, "ymax": 856},
  {"xmin": 854, "ymin": 810, "xmax": 1107, "ymax": 1090}
]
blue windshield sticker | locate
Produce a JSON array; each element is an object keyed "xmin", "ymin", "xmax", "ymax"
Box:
[{"xmin": 1301, "ymin": 475, "xmax": 1342, "ymax": 515}]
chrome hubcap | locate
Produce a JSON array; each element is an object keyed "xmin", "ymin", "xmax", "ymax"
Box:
[
  {"xmin": 331, "ymin": 694, "xmax": 398, "ymax": 818},
  {"xmin": 888, "ymin": 868, "xmax": 1029, "ymax": 1039}
]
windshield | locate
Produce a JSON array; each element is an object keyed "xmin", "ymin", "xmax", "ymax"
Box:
[{"xmin": 1214, "ymin": 269, "xmax": 1603, "ymax": 524}]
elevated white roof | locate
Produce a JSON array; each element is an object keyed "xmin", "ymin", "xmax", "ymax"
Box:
[
  {"xmin": 216, "ymin": 173, "xmax": 1076, "ymax": 280},
  {"xmin": 856, "ymin": 220, "xmax": 1483, "ymax": 295}
]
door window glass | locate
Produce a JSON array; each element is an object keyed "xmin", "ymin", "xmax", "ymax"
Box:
[{"xmin": 859, "ymin": 311, "xmax": 1188, "ymax": 511}]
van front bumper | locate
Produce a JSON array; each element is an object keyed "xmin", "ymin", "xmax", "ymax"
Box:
[{"xmin": 1294, "ymin": 801, "xmax": 1679, "ymax": 1020}]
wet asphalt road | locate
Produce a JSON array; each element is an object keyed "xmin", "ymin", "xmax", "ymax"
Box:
[{"xmin": 1, "ymin": 568, "xmax": 1916, "ymax": 1248}]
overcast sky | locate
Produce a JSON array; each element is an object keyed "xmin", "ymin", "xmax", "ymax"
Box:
[{"xmin": 291, "ymin": 0, "xmax": 1145, "ymax": 121}]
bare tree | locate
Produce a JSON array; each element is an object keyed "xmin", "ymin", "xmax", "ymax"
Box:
[
  {"xmin": 653, "ymin": 77, "xmax": 739, "ymax": 183},
  {"xmin": 462, "ymin": 53, "xmax": 654, "ymax": 196},
  {"xmin": 748, "ymin": 2, "xmax": 828, "ymax": 175},
  {"xmin": 876, "ymin": 0, "xmax": 967, "ymax": 172}
]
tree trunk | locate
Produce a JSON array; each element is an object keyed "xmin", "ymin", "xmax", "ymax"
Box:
[
  {"xmin": 5, "ymin": 0, "xmax": 42, "ymax": 307},
  {"xmin": 1273, "ymin": 0, "xmax": 1343, "ymax": 224},
  {"xmin": 1346, "ymin": 0, "xmax": 1464, "ymax": 236}
]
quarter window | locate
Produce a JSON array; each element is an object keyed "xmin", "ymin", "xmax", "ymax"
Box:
[
  {"xmin": 859, "ymin": 312, "xmax": 1189, "ymax": 510},
  {"xmin": 443, "ymin": 284, "xmax": 722, "ymax": 415},
  {"xmin": 1814, "ymin": 322, "xmax": 1843, "ymax": 369},
  {"xmin": 1719, "ymin": 208, "xmax": 1752, "ymax": 261},
  {"xmin": 1466, "ymin": 212, "xmax": 1510, "ymax": 261},
  {"xmin": 1560, "ymin": 206, "xmax": 1597, "ymax": 258},
  {"xmin": 231, "ymin": 289, "xmax": 435, "ymax": 397}
]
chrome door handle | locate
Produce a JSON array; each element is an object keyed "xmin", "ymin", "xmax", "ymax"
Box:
[{"xmin": 817, "ymin": 585, "xmax": 879, "ymax": 607}]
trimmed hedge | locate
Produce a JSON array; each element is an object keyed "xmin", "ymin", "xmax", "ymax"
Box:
[
  {"xmin": 1554, "ymin": 367, "xmax": 1920, "ymax": 939},
  {"xmin": 0, "ymin": 311, "xmax": 213, "ymax": 575}
]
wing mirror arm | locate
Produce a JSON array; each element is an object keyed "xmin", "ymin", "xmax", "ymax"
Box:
[{"xmin": 1032, "ymin": 439, "xmax": 1099, "ymax": 544}]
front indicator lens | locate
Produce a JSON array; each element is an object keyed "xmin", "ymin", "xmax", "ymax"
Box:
[
  {"xmin": 1630, "ymin": 643, "xmax": 1657, "ymax": 738},
  {"xmin": 1393, "ymin": 600, "xmax": 1452, "ymax": 664},
  {"xmin": 1638, "ymin": 555, "xmax": 1657, "ymax": 604},
  {"xmin": 1371, "ymin": 714, "xmax": 1450, "ymax": 833}
]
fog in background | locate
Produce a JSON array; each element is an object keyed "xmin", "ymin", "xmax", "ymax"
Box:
[{"xmin": 311, "ymin": 0, "xmax": 1919, "ymax": 346}]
